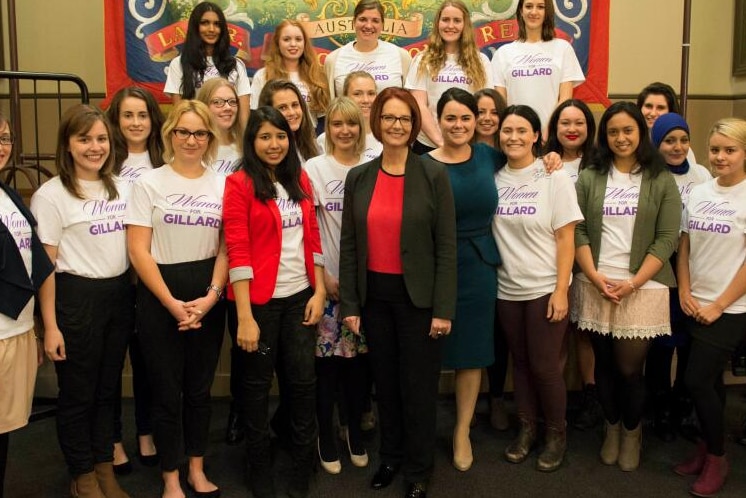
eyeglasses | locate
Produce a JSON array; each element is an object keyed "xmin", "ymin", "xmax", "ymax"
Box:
[
  {"xmin": 380, "ymin": 114, "xmax": 412, "ymax": 126},
  {"xmin": 172, "ymin": 128, "xmax": 212, "ymax": 141},
  {"xmin": 0, "ymin": 134, "xmax": 14, "ymax": 145},
  {"xmin": 210, "ymin": 97, "xmax": 238, "ymax": 108}
]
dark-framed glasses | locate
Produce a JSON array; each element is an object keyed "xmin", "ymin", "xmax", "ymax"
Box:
[
  {"xmin": 0, "ymin": 134, "xmax": 14, "ymax": 145},
  {"xmin": 380, "ymin": 114, "xmax": 412, "ymax": 126},
  {"xmin": 210, "ymin": 97, "xmax": 238, "ymax": 108},
  {"xmin": 172, "ymin": 128, "xmax": 212, "ymax": 141}
]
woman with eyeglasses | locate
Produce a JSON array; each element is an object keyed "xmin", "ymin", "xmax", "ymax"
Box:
[
  {"xmin": 105, "ymin": 86, "xmax": 165, "ymax": 474},
  {"xmin": 0, "ymin": 113, "xmax": 56, "ymax": 498},
  {"xmin": 164, "ymin": 2, "xmax": 250, "ymax": 127},
  {"xmin": 223, "ymin": 106, "xmax": 325, "ymax": 498},
  {"xmin": 339, "ymin": 87, "xmax": 456, "ymax": 498},
  {"xmin": 126, "ymin": 100, "xmax": 227, "ymax": 498},
  {"xmin": 32, "ymin": 105, "xmax": 134, "ymax": 498},
  {"xmin": 197, "ymin": 78, "xmax": 243, "ymax": 177},
  {"xmin": 251, "ymin": 20, "xmax": 329, "ymax": 131}
]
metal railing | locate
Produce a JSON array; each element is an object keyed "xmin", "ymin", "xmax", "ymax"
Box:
[{"xmin": 0, "ymin": 70, "xmax": 89, "ymax": 190}]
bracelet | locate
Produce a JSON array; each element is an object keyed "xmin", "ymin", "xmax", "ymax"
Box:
[
  {"xmin": 206, "ymin": 284, "xmax": 224, "ymax": 300},
  {"xmin": 627, "ymin": 279, "xmax": 637, "ymax": 292}
]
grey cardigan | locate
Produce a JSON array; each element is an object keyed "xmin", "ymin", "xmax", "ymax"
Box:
[
  {"xmin": 574, "ymin": 166, "xmax": 682, "ymax": 287},
  {"xmin": 339, "ymin": 152, "xmax": 457, "ymax": 319}
]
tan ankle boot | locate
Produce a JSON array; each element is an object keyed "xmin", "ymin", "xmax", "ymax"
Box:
[
  {"xmin": 70, "ymin": 472, "xmax": 105, "ymax": 498},
  {"xmin": 504, "ymin": 421, "xmax": 536, "ymax": 464},
  {"xmin": 536, "ymin": 425, "xmax": 567, "ymax": 472},
  {"xmin": 94, "ymin": 462, "xmax": 131, "ymax": 498},
  {"xmin": 600, "ymin": 420, "xmax": 621, "ymax": 465},
  {"xmin": 618, "ymin": 423, "xmax": 642, "ymax": 471}
]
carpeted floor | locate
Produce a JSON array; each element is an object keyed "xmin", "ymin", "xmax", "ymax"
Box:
[{"xmin": 5, "ymin": 391, "xmax": 746, "ymax": 498}]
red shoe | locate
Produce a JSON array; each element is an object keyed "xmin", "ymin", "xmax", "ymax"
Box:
[
  {"xmin": 690, "ymin": 454, "xmax": 728, "ymax": 497},
  {"xmin": 673, "ymin": 441, "xmax": 706, "ymax": 476}
]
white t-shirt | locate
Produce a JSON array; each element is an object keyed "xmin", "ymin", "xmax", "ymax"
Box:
[
  {"xmin": 273, "ymin": 183, "xmax": 308, "ymax": 298},
  {"xmin": 563, "ymin": 157, "xmax": 581, "ymax": 183},
  {"xmin": 209, "ymin": 143, "xmax": 241, "ymax": 176},
  {"xmin": 316, "ymin": 132, "xmax": 382, "ymax": 163},
  {"xmin": 304, "ymin": 154, "xmax": 365, "ymax": 278},
  {"xmin": 585, "ymin": 167, "xmax": 665, "ymax": 289},
  {"xmin": 682, "ymin": 178, "xmax": 746, "ymax": 313},
  {"xmin": 331, "ymin": 40, "xmax": 406, "ymax": 97},
  {"xmin": 31, "ymin": 177, "xmax": 129, "ymax": 279},
  {"xmin": 125, "ymin": 165, "xmax": 225, "ymax": 264},
  {"xmin": 673, "ymin": 163, "xmax": 712, "ymax": 210},
  {"xmin": 118, "ymin": 151, "xmax": 154, "ymax": 186},
  {"xmin": 493, "ymin": 160, "xmax": 583, "ymax": 300},
  {"xmin": 406, "ymin": 52, "xmax": 493, "ymax": 148},
  {"xmin": 492, "ymin": 39, "xmax": 585, "ymax": 130},
  {"xmin": 0, "ymin": 189, "xmax": 34, "ymax": 339},
  {"xmin": 250, "ymin": 68, "xmax": 320, "ymax": 127},
  {"xmin": 164, "ymin": 55, "xmax": 251, "ymax": 97}
]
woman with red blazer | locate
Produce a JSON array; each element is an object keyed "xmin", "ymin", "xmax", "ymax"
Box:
[{"xmin": 223, "ymin": 106, "xmax": 326, "ymax": 498}]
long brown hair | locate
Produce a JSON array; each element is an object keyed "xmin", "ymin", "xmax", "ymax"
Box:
[{"xmin": 56, "ymin": 104, "xmax": 118, "ymax": 200}]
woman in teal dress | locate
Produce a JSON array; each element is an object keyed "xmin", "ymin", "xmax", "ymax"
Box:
[{"xmin": 427, "ymin": 88, "xmax": 502, "ymax": 472}]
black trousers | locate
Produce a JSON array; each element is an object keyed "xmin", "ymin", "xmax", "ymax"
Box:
[
  {"xmin": 54, "ymin": 272, "xmax": 134, "ymax": 476},
  {"xmin": 487, "ymin": 300, "xmax": 509, "ymax": 398},
  {"xmin": 362, "ymin": 272, "xmax": 441, "ymax": 484},
  {"xmin": 685, "ymin": 313, "xmax": 746, "ymax": 455},
  {"xmin": 136, "ymin": 258, "xmax": 225, "ymax": 472},
  {"xmin": 226, "ymin": 301, "xmax": 244, "ymax": 416},
  {"xmin": 241, "ymin": 287, "xmax": 317, "ymax": 488}
]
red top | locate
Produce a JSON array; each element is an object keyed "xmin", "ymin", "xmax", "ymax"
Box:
[
  {"xmin": 223, "ymin": 170, "xmax": 323, "ymax": 304},
  {"xmin": 366, "ymin": 169, "xmax": 404, "ymax": 274}
]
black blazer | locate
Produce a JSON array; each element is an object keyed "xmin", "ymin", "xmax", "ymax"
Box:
[
  {"xmin": 339, "ymin": 151, "xmax": 457, "ymax": 319},
  {"xmin": 0, "ymin": 181, "xmax": 54, "ymax": 320}
]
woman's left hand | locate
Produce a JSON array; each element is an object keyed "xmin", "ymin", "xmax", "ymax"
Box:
[
  {"xmin": 693, "ymin": 302, "xmax": 724, "ymax": 325},
  {"xmin": 605, "ymin": 279, "xmax": 635, "ymax": 301},
  {"xmin": 303, "ymin": 291, "xmax": 325, "ymax": 326},
  {"xmin": 542, "ymin": 152, "xmax": 563, "ymax": 173},
  {"xmin": 546, "ymin": 290, "xmax": 569, "ymax": 322},
  {"xmin": 182, "ymin": 294, "xmax": 219, "ymax": 330},
  {"xmin": 429, "ymin": 318, "xmax": 452, "ymax": 339}
]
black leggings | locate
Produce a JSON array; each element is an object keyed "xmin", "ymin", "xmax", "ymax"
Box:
[
  {"xmin": 685, "ymin": 313, "xmax": 746, "ymax": 456},
  {"xmin": 487, "ymin": 301, "xmax": 509, "ymax": 398},
  {"xmin": 591, "ymin": 334, "xmax": 651, "ymax": 429},
  {"xmin": 316, "ymin": 355, "xmax": 367, "ymax": 453},
  {"xmin": 0, "ymin": 432, "xmax": 8, "ymax": 498}
]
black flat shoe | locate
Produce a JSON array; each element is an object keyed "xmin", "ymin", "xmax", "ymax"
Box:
[
  {"xmin": 225, "ymin": 410, "xmax": 245, "ymax": 446},
  {"xmin": 405, "ymin": 482, "xmax": 427, "ymax": 498},
  {"xmin": 112, "ymin": 460, "xmax": 132, "ymax": 476},
  {"xmin": 370, "ymin": 463, "xmax": 398, "ymax": 490},
  {"xmin": 187, "ymin": 481, "xmax": 221, "ymax": 498},
  {"xmin": 136, "ymin": 438, "xmax": 159, "ymax": 467}
]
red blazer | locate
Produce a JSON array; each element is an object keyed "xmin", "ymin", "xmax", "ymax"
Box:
[{"xmin": 223, "ymin": 169, "xmax": 323, "ymax": 304}]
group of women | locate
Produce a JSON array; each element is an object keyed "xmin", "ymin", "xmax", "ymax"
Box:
[{"xmin": 2, "ymin": 1, "xmax": 746, "ymax": 498}]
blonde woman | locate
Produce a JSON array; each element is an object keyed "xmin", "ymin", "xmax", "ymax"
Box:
[{"xmin": 406, "ymin": 0, "xmax": 493, "ymax": 154}]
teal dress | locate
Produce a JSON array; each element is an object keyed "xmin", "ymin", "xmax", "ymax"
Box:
[{"xmin": 428, "ymin": 143, "xmax": 502, "ymax": 369}]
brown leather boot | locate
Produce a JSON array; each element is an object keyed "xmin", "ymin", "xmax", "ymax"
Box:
[
  {"xmin": 94, "ymin": 462, "xmax": 131, "ymax": 498},
  {"xmin": 600, "ymin": 420, "xmax": 621, "ymax": 465},
  {"xmin": 504, "ymin": 420, "xmax": 536, "ymax": 464},
  {"xmin": 536, "ymin": 425, "xmax": 567, "ymax": 472},
  {"xmin": 70, "ymin": 472, "xmax": 105, "ymax": 498},
  {"xmin": 618, "ymin": 423, "xmax": 642, "ymax": 471}
]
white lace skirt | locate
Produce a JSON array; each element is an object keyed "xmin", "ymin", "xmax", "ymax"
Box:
[{"xmin": 570, "ymin": 279, "xmax": 671, "ymax": 339}]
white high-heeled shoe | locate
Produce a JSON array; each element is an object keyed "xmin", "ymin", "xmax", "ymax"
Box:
[
  {"xmin": 345, "ymin": 427, "xmax": 369, "ymax": 468},
  {"xmin": 318, "ymin": 439, "xmax": 342, "ymax": 474}
]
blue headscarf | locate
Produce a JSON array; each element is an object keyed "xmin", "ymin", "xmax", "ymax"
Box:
[{"xmin": 651, "ymin": 112, "xmax": 690, "ymax": 174}]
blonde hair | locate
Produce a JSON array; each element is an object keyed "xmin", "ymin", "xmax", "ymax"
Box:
[
  {"xmin": 709, "ymin": 117, "xmax": 746, "ymax": 171},
  {"xmin": 417, "ymin": 0, "xmax": 486, "ymax": 90},
  {"xmin": 161, "ymin": 100, "xmax": 219, "ymax": 166},
  {"xmin": 325, "ymin": 97, "xmax": 366, "ymax": 157},
  {"xmin": 196, "ymin": 77, "xmax": 243, "ymax": 153},
  {"xmin": 262, "ymin": 20, "xmax": 330, "ymax": 114}
]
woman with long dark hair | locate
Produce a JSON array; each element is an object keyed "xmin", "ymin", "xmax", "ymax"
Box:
[
  {"xmin": 223, "ymin": 106, "xmax": 325, "ymax": 498},
  {"xmin": 164, "ymin": 1, "xmax": 250, "ymax": 126},
  {"xmin": 572, "ymin": 101, "xmax": 681, "ymax": 472}
]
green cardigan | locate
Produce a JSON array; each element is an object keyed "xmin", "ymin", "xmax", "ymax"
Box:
[{"xmin": 574, "ymin": 166, "xmax": 682, "ymax": 287}]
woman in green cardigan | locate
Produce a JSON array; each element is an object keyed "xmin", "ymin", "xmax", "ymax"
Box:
[{"xmin": 571, "ymin": 101, "xmax": 681, "ymax": 472}]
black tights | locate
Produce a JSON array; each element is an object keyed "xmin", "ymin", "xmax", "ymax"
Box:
[
  {"xmin": 0, "ymin": 432, "xmax": 8, "ymax": 498},
  {"xmin": 487, "ymin": 302, "xmax": 509, "ymax": 398},
  {"xmin": 591, "ymin": 334, "xmax": 651, "ymax": 429},
  {"xmin": 685, "ymin": 339, "xmax": 729, "ymax": 455}
]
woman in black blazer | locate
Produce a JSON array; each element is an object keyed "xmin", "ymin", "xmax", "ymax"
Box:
[{"xmin": 339, "ymin": 87, "xmax": 457, "ymax": 498}]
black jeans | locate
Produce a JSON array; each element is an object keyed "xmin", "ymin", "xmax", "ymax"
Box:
[
  {"xmin": 241, "ymin": 287, "xmax": 317, "ymax": 489},
  {"xmin": 362, "ymin": 272, "xmax": 441, "ymax": 484},
  {"xmin": 137, "ymin": 258, "xmax": 225, "ymax": 472},
  {"xmin": 226, "ymin": 301, "xmax": 244, "ymax": 416},
  {"xmin": 54, "ymin": 272, "xmax": 134, "ymax": 476},
  {"xmin": 113, "ymin": 321, "xmax": 154, "ymax": 441},
  {"xmin": 685, "ymin": 313, "xmax": 746, "ymax": 455}
]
